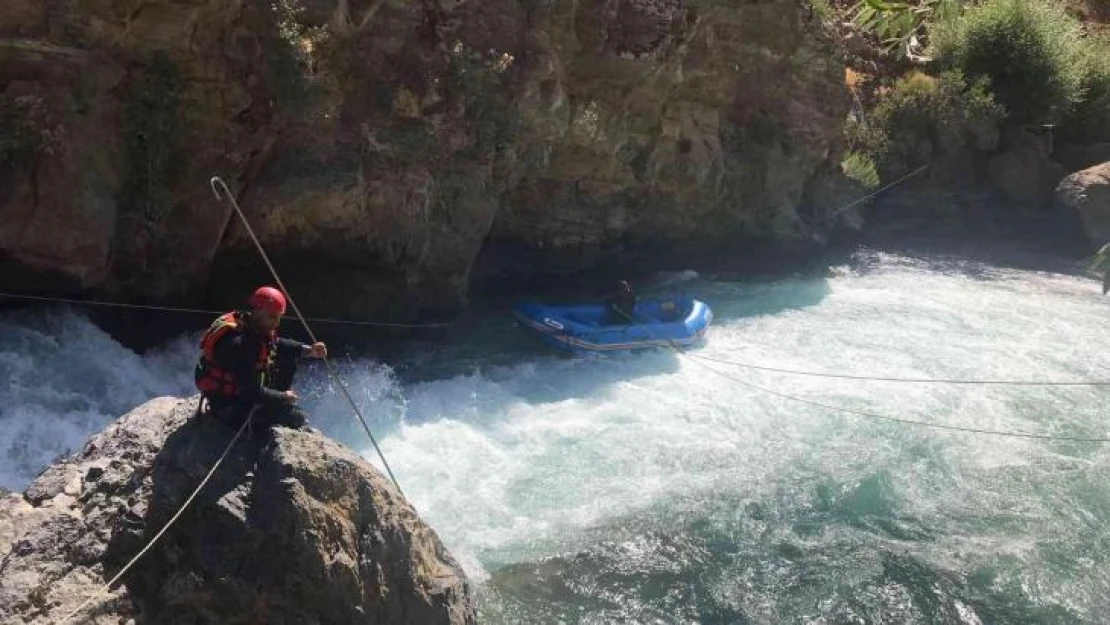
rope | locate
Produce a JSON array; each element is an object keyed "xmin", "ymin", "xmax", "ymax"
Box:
[
  {"xmin": 9, "ymin": 288, "xmax": 1110, "ymax": 386},
  {"xmin": 828, "ymin": 162, "xmax": 932, "ymax": 220},
  {"xmin": 605, "ymin": 309, "xmax": 1110, "ymax": 443},
  {"xmin": 688, "ymin": 352, "xmax": 1110, "ymax": 387},
  {"xmin": 58, "ymin": 405, "xmax": 255, "ymax": 624},
  {"xmin": 680, "ymin": 352, "xmax": 1110, "ymax": 443},
  {"xmin": 210, "ymin": 177, "xmax": 405, "ymax": 496},
  {"xmin": 0, "ymin": 292, "xmax": 453, "ymax": 329}
]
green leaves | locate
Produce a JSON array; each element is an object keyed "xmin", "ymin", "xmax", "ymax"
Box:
[
  {"xmin": 1087, "ymin": 243, "xmax": 1110, "ymax": 295},
  {"xmin": 842, "ymin": 151, "xmax": 881, "ymax": 190},
  {"xmin": 930, "ymin": 0, "xmax": 1089, "ymax": 125},
  {"xmin": 846, "ymin": 71, "xmax": 1005, "ymax": 179},
  {"xmin": 864, "ymin": 0, "xmax": 911, "ymax": 11},
  {"xmin": 851, "ymin": 0, "xmax": 963, "ymax": 59}
]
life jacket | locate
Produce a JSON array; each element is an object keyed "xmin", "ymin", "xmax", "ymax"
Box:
[{"xmin": 194, "ymin": 311, "xmax": 276, "ymax": 399}]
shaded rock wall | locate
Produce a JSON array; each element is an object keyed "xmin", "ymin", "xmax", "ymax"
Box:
[{"xmin": 0, "ymin": 0, "xmax": 850, "ymax": 321}]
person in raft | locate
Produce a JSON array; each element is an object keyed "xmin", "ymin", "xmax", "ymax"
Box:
[
  {"xmin": 194, "ymin": 286, "xmax": 327, "ymax": 433},
  {"xmin": 606, "ymin": 280, "xmax": 638, "ymax": 325}
]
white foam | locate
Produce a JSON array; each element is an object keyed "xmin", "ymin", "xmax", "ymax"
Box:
[{"xmin": 0, "ymin": 310, "xmax": 197, "ymax": 489}]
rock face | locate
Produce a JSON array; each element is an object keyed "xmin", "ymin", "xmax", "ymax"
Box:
[
  {"xmin": 987, "ymin": 147, "xmax": 1066, "ymax": 209},
  {"xmin": 0, "ymin": 397, "xmax": 475, "ymax": 624},
  {"xmin": 0, "ymin": 39, "xmax": 123, "ymax": 292},
  {"xmin": 1057, "ymin": 162, "xmax": 1110, "ymax": 248},
  {"xmin": 0, "ymin": 1, "xmax": 283, "ymax": 301},
  {"xmin": 0, "ymin": 0, "xmax": 848, "ymax": 320},
  {"xmin": 479, "ymin": 0, "xmax": 849, "ymax": 277}
]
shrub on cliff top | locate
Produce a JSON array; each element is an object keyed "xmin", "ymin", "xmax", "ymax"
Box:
[
  {"xmin": 1060, "ymin": 35, "xmax": 1110, "ymax": 143},
  {"xmin": 847, "ymin": 70, "xmax": 1005, "ymax": 177},
  {"xmin": 931, "ymin": 0, "xmax": 1087, "ymax": 125}
]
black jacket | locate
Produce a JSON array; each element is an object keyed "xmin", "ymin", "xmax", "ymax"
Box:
[{"xmin": 211, "ymin": 328, "xmax": 306, "ymax": 406}]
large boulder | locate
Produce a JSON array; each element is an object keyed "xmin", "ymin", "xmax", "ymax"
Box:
[
  {"xmin": 1056, "ymin": 162, "xmax": 1110, "ymax": 248},
  {"xmin": 987, "ymin": 147, "xmax": 1066, "ymax": 209},
  {"xmin": 0, "ymin": 397, "xmax": 475, "ymax": 624},
  {"xmin": 1056, "ymin": 143, "xmax": 1110, "ymax": 174}
]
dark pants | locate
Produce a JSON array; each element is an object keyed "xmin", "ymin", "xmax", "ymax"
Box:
[
  {"xmin": 607, "ymin": 303, "xmax": 635, "ymax": 326},
  {"xmin": 204, "ymin": 351, "xmax": 308, "ymax": 434}
]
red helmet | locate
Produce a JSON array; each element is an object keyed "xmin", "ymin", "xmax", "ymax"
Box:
[{"xmin": 249, "ymin": 286, "xmax": 287, "ymax": 315}]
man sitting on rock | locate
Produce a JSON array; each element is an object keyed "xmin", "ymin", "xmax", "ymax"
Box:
[{"xmin": 194, "ymin": 286, "xmax": 327, "ymax": 433}]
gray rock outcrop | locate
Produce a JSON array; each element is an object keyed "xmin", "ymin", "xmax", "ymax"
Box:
[{"xmin": 0, "ymin": 396, "xmax": 475, "ymax": 624}]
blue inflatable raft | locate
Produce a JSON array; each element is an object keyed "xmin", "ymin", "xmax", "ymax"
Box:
[{"xmin": 514, "ymin": 297, "xmax": 712, "ymax": 353}]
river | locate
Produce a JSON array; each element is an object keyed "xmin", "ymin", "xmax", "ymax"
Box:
[{"xmin": 2, "ymin": 248, "xmax": 1108, "ymax": 623}]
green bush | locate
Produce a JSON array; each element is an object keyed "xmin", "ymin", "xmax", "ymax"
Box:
[
  {"xmin": 842, "ymin": 151, "xmax": 881, "ymax": 189},
  {"xmin": 850, "ymin": 0, "xmax": 964, "ymax": 59},
  {"xmin": 809, "ymin": 0, "xmax": 835, "ymax": 24},
  {"xmin": 266, "ymin": 0, "xmax": 324, "ymax": 110},
  {"xmin": 847, "ymin": 70, "xmax": 1005, "ymax": 177},
  {"xmin": 1060, "ymin": 36, "xmax": 1110, "ymax": 143},
  {"xmin": 447, "ymin": 45, "xmax": 519, "ymax": 158},
  {"xmin": 931, "ymin": 0, "xmax": 1087, "ymax": 125}
]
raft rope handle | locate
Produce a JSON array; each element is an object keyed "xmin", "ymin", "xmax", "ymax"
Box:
[
  {"xmin": 58, "ymin": 405, "xmax": 256, "ymax": 625},
  {"xmin": 606, "ymin": 309, "xmax": 1110, "ymax": 442},
  {"xmin": 210, "ymin": 177, "xmax": 404, "ymax": 495},
  {"xmin": 0, "ymin": 292, "xmax": 454, "ymax": 328}
]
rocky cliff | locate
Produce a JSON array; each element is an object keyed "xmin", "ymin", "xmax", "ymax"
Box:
[
  {"xmin": 0, "ymin": 396, "xmax": 475, "ymax": 624},
  {"xmin": 0, "ymin": 0, "xmax": 849, "ymax": 321},
  {"xmin": 1058, "ymin": 162, "xmax": 1110, "ymax": 248}
]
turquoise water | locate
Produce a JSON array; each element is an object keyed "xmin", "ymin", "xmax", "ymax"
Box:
[{"xmin": 3, "ymin": 249, "xmax": 1109, "ymax": 623}]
